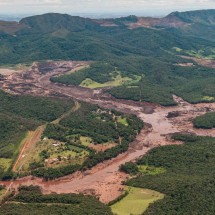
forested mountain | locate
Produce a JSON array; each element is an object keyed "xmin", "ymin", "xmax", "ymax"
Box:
[
  {"xmin": 0, "ymin": 10, "xmax": 214, "ymax": 105},
  {"xmin": 0, "ymin": 9, "xmax": 215, "ymax": 214},
  {"xmin": 19, "ymin": 13, "xmax": 99, "ymax": 33},
  {"xmin": 0, "ymin": 10, "xmax": 214, "ymax": 64},
  {"xmin": 171, "ymin": 9, "xmax": 215, "ymax": 25}
]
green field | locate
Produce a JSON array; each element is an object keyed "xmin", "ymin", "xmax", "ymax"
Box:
[
  {"xmin": 0, "ymin": 158, "xmax": 12, "ymax": 171},
  {"xmin": 138, "ymin": 165, "xmax": 166, "ymax": 176},
  {"xmin": 80, "ymin": 76, "xmax": 124, "ymax": 88},
  {"xmin": 22, "ymin": 139, "xmax": 89, "ymax": 172},
  {"xmin": 117, "ymin": 117, "xmax": 128, "ymax": 126},
  {"xmin": 0, "ymin": 188, "xmax": 5, "ymax": 197},
  {"xmin": 34, "ymin": 102, "xmax": 143, "ymax": 179},
  {"xmin": 111, "ymin": 187, "xmax": 164, "ymax": 215},
  {"xmin": 79, "ymin": 136, "xmax": 93, "ymax": 146},
  {"xmin": 53, "ymin": 63, "xmax": 141, "ymax": 89},
  {"xmin": 185, "ymin": 49, "xmax": 215, "ymax": 59},
  {"xmin": 127, "ymin": 135, "xmax": 215, "ymax": 215},
  {"xmin": 0, "ymin": 189, "xmax": 6, "ymax": 203},
  {"xmin": 172, "ymin": 47, "xmax": 215, "ymax": 59},
  {"xmin": 80, "ymin": 75, "xmax": 135, "ymax": 89}
]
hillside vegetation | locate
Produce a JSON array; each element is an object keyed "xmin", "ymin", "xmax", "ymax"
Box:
[
  {"xmin": 53, "ymin": 56, "xmax": 215, "ymax": 105},
  {"xmin": 1, "ymin": 10, "xmax": 215, "ymax": 104},
  {"xmin": 126, "ymin": 134, "xmax": 215, "ymax": 215},
  {"xmin": 31, "ymin": 102, "xmax": 143, "ymax": 179},
  {"xmin": 0, "ymin": 90, "xmax": 74, "ymax": 180},
  {"xmin": 0, "ymin": 186, "xmax": 113, "ymax": 215},
  {"xmin": 193, "ymin": 112, "xmax": 215, "ymax": 129}
]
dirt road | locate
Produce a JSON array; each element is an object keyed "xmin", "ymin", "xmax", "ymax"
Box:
[{"xmin": 13, "ymin": 125, "xmax": 45, "ymax": 173}]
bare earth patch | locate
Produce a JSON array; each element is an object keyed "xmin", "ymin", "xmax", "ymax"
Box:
[
  {"xmin": 181, "ymin": 56, "xmax": 215, "ymax": 68},
  {"xmin": 0, "ymin": 68, "xmax": 21, "ymax": 76},
  {"xmin": 13, "ymin": 125, "xmax": 46, "ymax": 173}
]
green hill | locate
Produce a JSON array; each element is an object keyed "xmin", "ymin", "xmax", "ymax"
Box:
[
  {"xmin": 0, "ymin": 10, "xmax": 215, "ymax": 105},
  {"xmin": 171, "ymin": 9, "xmax": 215, "ymax": 25},
  {"xmin": 19, "ymin": 13, "xmax": 100, "ymax": 34},
  {"xmin": 0, "ymin": 11, "xmax": 213, "ymax": 64}
]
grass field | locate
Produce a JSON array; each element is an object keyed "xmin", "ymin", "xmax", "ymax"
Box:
[
  {"xmin": 80, "ymin": 74, "xmax": 141, "ymax": 89},
  {"xmin": 0, "ymin": 189, "xmax": 5, "ymax": 196},
  {"xmin": 80, "ymin": 136, "xmax": 93, "ymax": 146},
  {"xmin": 80, "ymin": 75, "xmax": 131, "ymax": 89},
  {"xmin": 13, "ymin": 126, "xmax": 45, "ymax": 172},
  {"xmin": 138, "ymin": 165, "xmax": 166, "ymax": 176},
  {"xmin": 22, "ymin": 138, "xmax": 89, "ymax": 171},
  {"xmin": 0, "ymin": 188, "xmax": 6, "ymax": 203},
  {"xmin": 0, "ymin": 158, "xmax": 12, "ymax": 171},
  {"xmin": 202, "ymin": 96, "xmax": 215, "ymax": 101},
  {"xmin": 173, "ymin": 47, "xmax": 215, "ymax": 59},
  {"xmin": 117, "ymin": 117, "xmax": 128, "ymax": 126},
  {"xmin": 186, "ymin": 50, "xmax": 215, "ymax": 59},
  {"xmin": 111, "ymin": 187, "xmax": 164, "ymax": 215}
]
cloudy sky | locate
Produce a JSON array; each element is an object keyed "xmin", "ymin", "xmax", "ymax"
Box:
[{"xmin": 0, "ymin": 0, "xmax": 215, "ymax": 17}]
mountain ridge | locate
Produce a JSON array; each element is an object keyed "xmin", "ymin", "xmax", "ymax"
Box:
[
  {"xmin": 0, "ymin": 9, "xmax": 214, "ymax": 66},
  {"xmin": 0, "ymin": 9, "xmax": 214, "ymax": 35}
]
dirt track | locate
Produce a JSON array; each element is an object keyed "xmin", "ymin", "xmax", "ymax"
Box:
[
  {"xmin": 13, "ymin": 125, "xmax": 45, "ymax": 173},
  {"xmin": 1, "ymin": 61, "xmax": 215, "ymax": 203}
]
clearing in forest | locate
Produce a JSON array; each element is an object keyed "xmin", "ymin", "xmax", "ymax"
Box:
[
  {"xmin": 111, "ymin": 187, "xmax": 164, "ymax": 215},
  {"xmin": 12, "ymin": 125, "xmax": 46, "ymax": 173}
]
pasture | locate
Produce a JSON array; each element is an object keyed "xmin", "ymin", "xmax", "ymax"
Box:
[{"xmin": 111, "ymin": 187, "xmax": 164, "ymax": 215}]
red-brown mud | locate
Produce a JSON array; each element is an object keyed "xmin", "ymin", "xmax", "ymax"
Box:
[{"xmin": 1, "ymin": 61, "xmax": 215, "ymax": 203}]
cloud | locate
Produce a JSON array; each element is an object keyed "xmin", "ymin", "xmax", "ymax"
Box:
[
  {"xmin": 0, "ymin": 0, "xmax": 215, "ymax": 15},
  {"xmin": 0, "ymin": 0, "xmax": 62, "ymax": 5}
]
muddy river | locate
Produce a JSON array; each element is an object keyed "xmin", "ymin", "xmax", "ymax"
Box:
[{"xmin": 1, "ymin": 62, "xmax": 215, "ymax": 203}]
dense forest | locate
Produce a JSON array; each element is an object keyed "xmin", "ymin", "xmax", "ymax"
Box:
[
  {"xmin": 52, "ymin": 56, "xmax": 215, "ymax": 105},
  {"xmin": 125, "ymin": 134, "xmax": 215, "ymax": 215},
  {"xmin": 51, "ymin": 62, "xmax": 116, "ymax": 85},
  {"xmin": 0, "ymin": 186, "xmax": 113, "ymax": 215},
  {"xmin": 32, "ymin": 102, "xmax": 143, "ymax": 179},
  {"xmin": 0, "ymin": 90, "xmax": 73, "ymax": 122},
  {"xmin": 193, "ymin": 112, "xmax": 215, "ymax": 129},
  {"xmin": 0, "ymin": 11, "xmax": 215, "ymax": 105},
  {"xmin": 0, "ymin": 90, "xmax": 74, "ymax": 180}
]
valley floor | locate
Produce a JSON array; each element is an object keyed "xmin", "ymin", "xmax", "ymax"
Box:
[{"xmin": 1, "ymin": 61, "xmax": 215, "ymax": 204}]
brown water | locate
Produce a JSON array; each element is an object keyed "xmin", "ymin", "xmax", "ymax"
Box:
[{"xmin": 2, "ymin": 67, "xmax": 215, "ymax": 203}]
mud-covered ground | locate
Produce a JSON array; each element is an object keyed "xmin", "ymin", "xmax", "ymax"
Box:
[{"xmin": 1, "ymin": 61, "xmax": 215, "ymax": 203}]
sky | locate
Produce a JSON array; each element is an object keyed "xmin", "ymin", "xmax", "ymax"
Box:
[{"xmin": 0, "ymin": 0, "xmax": 215, "ymax": 17}]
